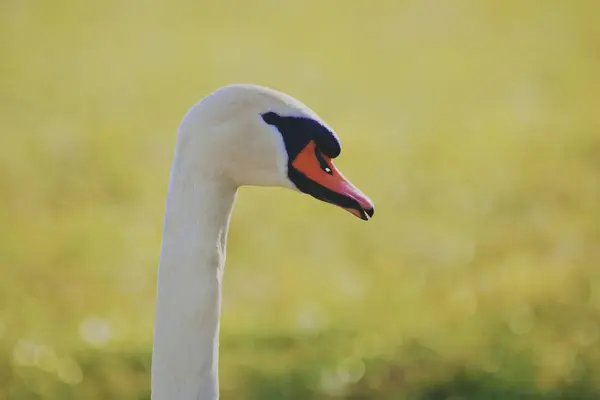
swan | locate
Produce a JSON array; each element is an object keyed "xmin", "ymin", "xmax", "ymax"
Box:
[{"xmin": 151, "ymin": 84, "xmax": 375, "ymax": 400}]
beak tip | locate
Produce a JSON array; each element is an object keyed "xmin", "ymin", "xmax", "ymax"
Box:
[{"xmin": 356, "ymin": 206, "xmax": 374, "ymax": 221}]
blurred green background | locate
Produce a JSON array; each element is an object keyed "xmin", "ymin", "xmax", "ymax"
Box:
[{"xmin": 1, "ymin": 0, "xmax": 600, "ymax": 398}]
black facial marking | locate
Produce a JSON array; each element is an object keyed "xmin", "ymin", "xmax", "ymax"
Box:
[
  {"xmin": 314, "ymin": 146, "xmax": 333, "ymax": 175},
  {"xmin": 261, "ymin": 111, "xmax": 367, "ymax": 216},
  {"xmin": 260, "ymin": 111, "xmax": 341, "ymax": 161}
]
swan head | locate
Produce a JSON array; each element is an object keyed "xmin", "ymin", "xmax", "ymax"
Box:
[{"xmin": 178, "ymin": 84, "xmax": 374, "ymax": 220}]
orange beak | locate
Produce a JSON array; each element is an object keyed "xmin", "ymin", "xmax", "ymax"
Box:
[{"xmin": 290, "ymin": 141, "xmax": 374, "ymax": 220}]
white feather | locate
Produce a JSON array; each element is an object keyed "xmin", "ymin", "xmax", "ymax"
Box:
[{"xmin": 151, "ymin": 84, "xmax": 327, "ymax": 400}]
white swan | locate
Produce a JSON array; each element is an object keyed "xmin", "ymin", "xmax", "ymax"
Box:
[{"xmin": 151, "ymin": 84, "xmax": 374, "ymax": 400}]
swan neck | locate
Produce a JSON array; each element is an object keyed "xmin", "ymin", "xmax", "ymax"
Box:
[{"xmin": 151, "ymin": 162, "xmax": 236, "ymax": 400}]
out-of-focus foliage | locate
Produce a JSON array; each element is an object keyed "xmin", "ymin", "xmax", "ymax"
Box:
[{"xmin": 1, "ymin": 0, "xmax": 600, "ymax": 398}]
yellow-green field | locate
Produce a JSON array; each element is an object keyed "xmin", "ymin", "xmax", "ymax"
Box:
[{"xmin": 1, "ymin": 0, "xmax": 600, "ymax": 398}]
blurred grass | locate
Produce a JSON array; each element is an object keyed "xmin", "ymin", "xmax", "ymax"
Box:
[{"xmin": 1, "ymin": 0, "xmax": 600, "ymax": 398}]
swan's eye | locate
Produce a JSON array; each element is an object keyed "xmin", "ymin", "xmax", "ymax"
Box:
[{"xmin": 315, "ymin": 147, "xmax": 333, "ymax": 175}]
